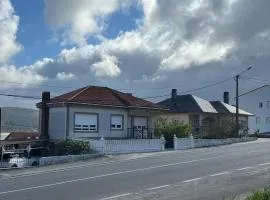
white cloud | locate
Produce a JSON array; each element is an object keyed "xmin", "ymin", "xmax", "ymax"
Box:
[
  {"xmin": 0, "ymin": 65, "xmax": 46, "ymax": 89},
  {"xmin": 44, "ymin": 0, "xmax": 128, "ymax": 46},
  {"xmin": 56, "ymin": 72, "xmax": 76, "ymax": 80},
  {"xmin": 0, "ymin": 0, "xmax": 21, "ymax": 63},
  {"xmin": 3, "ymin": 0, "xmax": 270, "ymax": 108},
  {"xmin": 91, "ymin": 54, "xmax": 121, "ymax": 77}
]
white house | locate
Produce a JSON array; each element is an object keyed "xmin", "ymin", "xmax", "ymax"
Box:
[
  {"xmin": 37, "ymin": 86, "xmax": 167, "ymax": 140},
  {"xmin": 239, "ymin": 85, "xmax": 270, "ymax": 134},
  {"xmin": 157, "ymin": 89, "xmax": 253, "ymax": 137}
]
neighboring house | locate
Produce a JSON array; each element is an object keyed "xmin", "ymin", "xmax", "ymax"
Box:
[
  {"xmin": 239, "ymin": 85, "xmax": 270, "ymax": 134},
  {"xmin": 5, "ymin": 132, "xmax": 40, "ymax": 141},
  {"xmin": 157, "ymin": 89, "xmax": 253, "ymax": 136},
  {"xmin": 0, "ymin": 133, "xmax": 10, "ymax": 140},
  {"xmin": 37, "ymin": 86, "xmax": 167, "ymax": 140}
]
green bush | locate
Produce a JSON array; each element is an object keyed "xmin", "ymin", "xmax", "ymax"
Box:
[
  {"xmin": 246, "ymin": 187, "xmax": 270, "ymax": 200},
  {"xmin": 202, "ymin": 120, "xmax": 238, "ymax": 139},
  {"xmin": 154, "ymin": 118, "xmax": 192, "ymax": 141},
  {"xmin": 52, "ymin": 139, "xmax": 91, "ymax": 156}
]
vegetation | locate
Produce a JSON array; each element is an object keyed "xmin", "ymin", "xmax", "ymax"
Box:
[
  {"xmin": 202, "ymin": 120, "xmax": 238, "ymax": 139},
  {"xmin": 1, "ymin": 107, "xmax": 38, "ymax": 132},
  {"xmin": 246, "ymin": 187, "xmax": 270, "ymax": 200},
  {"xmin": 154, "ymin": 118, "xmax": 192, "ymax": 141},
  {"xmin": 48, "ymin": 139, "xmax": 91, "ymax": 156}
]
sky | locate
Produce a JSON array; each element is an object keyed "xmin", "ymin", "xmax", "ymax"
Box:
[{"xmin": 1, "ymin": 0, "xmax": 270, "ymax": 109}]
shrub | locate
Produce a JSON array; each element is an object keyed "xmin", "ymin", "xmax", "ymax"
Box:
[
  {"xmin": 246, "ymin": 187, "xmax": 270, "ymax": 200},
  {"xmin": 51, "ymin": 139, "xmax": 91, "ymax": 156},
  {"xmin": 202, "ymin": 121, "xmax": 238, "ymax": 139},
  {"xmin": 154, "ymin": 118, "xmax": 192, "ymax": 141}
]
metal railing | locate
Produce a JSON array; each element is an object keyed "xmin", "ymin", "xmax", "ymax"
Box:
[{"xmin": 127, "ymin": 128, "xmax": 154, "ymax": 139}]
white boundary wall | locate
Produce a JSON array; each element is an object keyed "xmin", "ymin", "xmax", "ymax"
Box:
[
  {"xmin": 174, "ymin": 135, "xmax": 257, "ymax": 150},
  {"xmin": 89, "ymin": 137, "xmax": 165, "ymax": 155}
]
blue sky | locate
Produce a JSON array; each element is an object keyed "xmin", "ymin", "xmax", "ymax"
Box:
[{"xmin": 11, "ymin": 0, "xmax": 142, "ymax": 66}]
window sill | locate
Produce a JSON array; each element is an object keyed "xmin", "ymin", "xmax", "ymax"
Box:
[{"xmin": 110, "ymin": 129, "xmax": 124, "ymax": 131}]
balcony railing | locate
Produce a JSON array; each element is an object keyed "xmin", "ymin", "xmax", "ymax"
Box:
[{"xmin": 127, "ymin": 128, "xmax": 154, "ymax": 139}]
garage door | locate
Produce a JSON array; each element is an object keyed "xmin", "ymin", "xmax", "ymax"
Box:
[{"xmin": 133, "ymin": 117, "xmax": 147, "ymax": 129}]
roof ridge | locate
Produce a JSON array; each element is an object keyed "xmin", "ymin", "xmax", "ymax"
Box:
[
  {"xmin": 108, "ymin": 88, "xmax": 131, "ymax": 107},
  {"xmin": 68, "ymin": 86, "xmax": 91, "ymax": 101},
  {"xmin": 190, "ymin": 95, "xmax": 204, "ymax": 112}
]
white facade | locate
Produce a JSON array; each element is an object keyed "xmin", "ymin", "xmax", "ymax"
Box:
[
  {"xmin": 47, "ymin": 104, "xmax": 161, "ymax": 140},
  {"xmin": 239, "ymin": 85, "xmax": 270, "ymax": 134}
]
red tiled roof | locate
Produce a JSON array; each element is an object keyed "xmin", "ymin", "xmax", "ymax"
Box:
[{"xmin": 48, "ymin": 86, "xmax": 164, "ymax": 109}]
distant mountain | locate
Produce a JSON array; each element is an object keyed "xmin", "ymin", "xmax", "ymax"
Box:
[{"xmin": 0, "ymin": 107, "xmax": 39, "ymax": 133}]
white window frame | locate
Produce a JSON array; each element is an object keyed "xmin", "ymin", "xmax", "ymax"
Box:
[
  {"xmin": 74, "ymin": 113, "xmax": 98, "ymax": 133},
  {"xmin": 110, "ymin": 115, "xmax": 124, "ymax": 130}
]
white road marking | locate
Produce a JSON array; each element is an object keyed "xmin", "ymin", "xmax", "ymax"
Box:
[
  {"xmin": 258, "ymin": 162, "xmax": 270, "ymax": 166},
  {"xmin": 100, "ymin": 193, "xmax": 132, "ymax": 200},
  {"xmin": 3, "ymin": 148, "xmax": 268, "ymax": 180},
  {"xmin": 147, "ymin": 185, "xmax": 170, "ymax": 191},
  {"xmin": 0, "ymin": 155, "xmax": 227, "ymax": 195},
  {"xmin": 182, "ymin": 177, "xmax": 202, "ymax": 183},
  {"xmin": 210, "ymin": 171, "xmax": 230, "ymax": 177},
  {"xmin": 235, "ymin": 167, "xmax": 253, "ymax": 171}
]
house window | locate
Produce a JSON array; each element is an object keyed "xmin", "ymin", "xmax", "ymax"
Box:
[
  {"xmin": 193, "ymin": 119, "xmax": 199, "ymax": 126},
  {"xmin": 111, "ymin": 115, "xmax": 123, "ymax": 130},
  {"xmin": 74, "ymin": 113, "xmax": 98, "ymax": 132},
  {"xmin": 259, "ymin": 102, "xmax": 263, "ymax": 108},
  {"xmin": 266, "ymin": 117, "xmax": 270, "ymax": 124},
  {"xmin": 267, "ymin": 101, "xmax": 270, "ymax": 108},
  {"xmin": 256, "ymin": 117, "xmax": 261, "ymax": 124}
]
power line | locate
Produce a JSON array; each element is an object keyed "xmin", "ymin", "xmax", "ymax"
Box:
[
  {"xmin": 0, "ymin": 80, "xmax": 75, "ymax": 89},
  {"xmin": 180, "ymin": 77, "xmax": 233, "ymax": 94},
  {"xmin": 141, "ymin": 94, "xmax": 170, "ymax": 99},
  {"xmin": 241, "ymin": 76, "xmax": 270, "ymax": 84},
  {"xmin": 142, "ymin": 77, "xmax": 234, "ymax": 99},
  {"xmin": 0, "ymin": 93, "xmax": 41, "ymax": 100}
]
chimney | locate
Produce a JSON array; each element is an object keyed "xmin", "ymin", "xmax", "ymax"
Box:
[
  {"xmin": 171, "ymin": 89, "xmax": 177, "ymax": 108},
  {"xmin": 40, "ymin": 91, "xmax": 50, "ymax": 139},
  {"xmin": 172, "ymin": 89, "xmax": 177, "ymax": 99},
  {"xmin": 223, "ymin": 92, "xmax": 229, "ymax": 104}
]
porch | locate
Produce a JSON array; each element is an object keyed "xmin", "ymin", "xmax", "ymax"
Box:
[{"xmin": 189, "ymin": 114, "xmax": 219, "ymax": 137}]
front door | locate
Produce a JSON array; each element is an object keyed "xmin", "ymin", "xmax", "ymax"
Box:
[{"xmin": 133, "ymin": 117, "xmax": 148, "ymax": 138}]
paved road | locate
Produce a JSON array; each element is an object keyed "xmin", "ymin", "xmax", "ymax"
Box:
[{"xmin": 1, "ymin": 139, "xmax": 270, "ymax": 200}]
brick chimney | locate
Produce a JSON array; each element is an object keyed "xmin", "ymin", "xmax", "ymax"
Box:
[
  {"xmin": 223, "ymin": 92, "xmax": 229, "ymax": 104},
  {"xmin": 40, "ymin": 91, "xmax": 50, "ymax": 139}
]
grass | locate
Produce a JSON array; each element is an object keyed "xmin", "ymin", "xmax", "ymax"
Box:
[{"xmin": 246, "ymin": 187, "xmax": 270, "ymax": 200}]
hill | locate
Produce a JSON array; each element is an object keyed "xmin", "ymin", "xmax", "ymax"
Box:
[{"xmin": 0, "ymin": 107, "xmax": 39, "ymax": 133}]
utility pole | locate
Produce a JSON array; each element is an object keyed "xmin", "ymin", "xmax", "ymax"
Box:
[
  {"xmin": 0, "ymin": 107, "xmax": 1, "ymax": 141},
  {"xmin": 235, "ymin": 66, "xmax": 252, "ymax": 137},
  {"xmin": 235, "ymin": 75, "xmax": 239, "ymax": 137}
]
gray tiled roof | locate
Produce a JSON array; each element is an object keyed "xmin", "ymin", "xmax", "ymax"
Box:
[
  {"xmin": 158, "ymin": 94, "xmax": 217, "ymax": 113},
  {"xmin": 158, "ymin": 95, "xmax": 252, "ymax": 116}
]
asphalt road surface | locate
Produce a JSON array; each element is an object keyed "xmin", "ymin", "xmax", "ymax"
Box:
[{"xmin": 1, "ymin": 139, "xmax": 270, "ymax": 200}]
